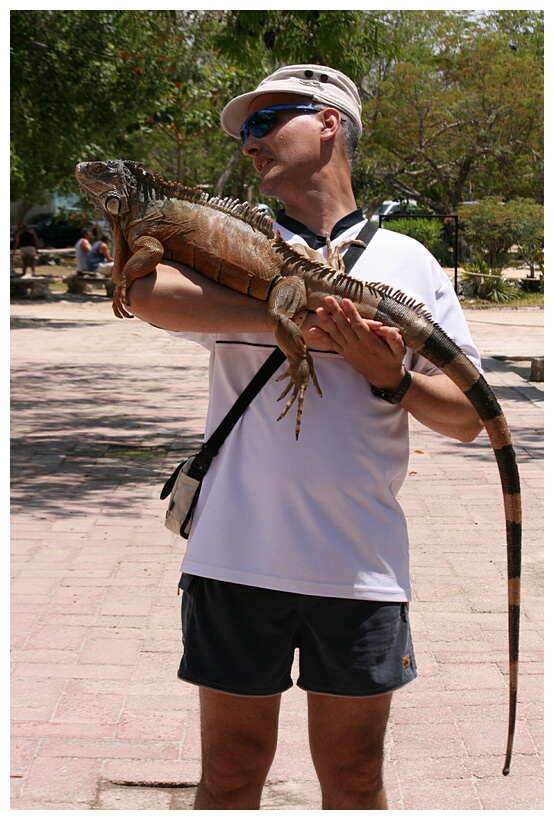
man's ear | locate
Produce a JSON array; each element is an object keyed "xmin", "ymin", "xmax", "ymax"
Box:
[{"xmin": 319, "ymin": 107, "xmax": 343, "ymax": 141}]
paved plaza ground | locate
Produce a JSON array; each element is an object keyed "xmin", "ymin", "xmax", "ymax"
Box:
[{"xmin": 10, "ymin": 291, "xmax": 544, "ymax": 810}]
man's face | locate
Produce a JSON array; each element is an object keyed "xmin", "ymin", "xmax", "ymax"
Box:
[{"xmin": 241, "ymin": 93, "xmax": 324, "ymax": 201}]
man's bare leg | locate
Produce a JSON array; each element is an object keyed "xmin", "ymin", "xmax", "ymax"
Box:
[
  {"xmin": 194, "ymin": 687, "xmax": 281, "ymax": 809},
  {"xmin": 307, "ymin": 691, "xmax": 393, "ymax": 809}
]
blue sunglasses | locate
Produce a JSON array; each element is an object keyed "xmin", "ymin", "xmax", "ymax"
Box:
[{"xmin": 240, "ymin": 104, "xmax": 319, "ymax": 144}]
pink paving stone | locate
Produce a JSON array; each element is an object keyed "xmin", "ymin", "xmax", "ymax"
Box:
[
  {"xmin": 11, "ymin": 649, "xmax": 84, "ymax": 666},
  {"xmin": 24, "ymin": 624, "xmax": 88, "ymax": 651},
  {"xmin": 79, "ymin": 637, "xmax": 142, "ymax": 666},
  {"xmin": 39, "ymin": 736, "xmax": 180, "ymax": 760},
  {"xmin": 67, "ymin": 576, "xmax": 157, "ymax": 590},
  {"xmin": 116, "ymin": 710, "xmax": 187, "ymax": 742},
  {"xmin": 113, "ymin": 561, "xmax": 165, "ymax": 579},
  {"xmin": 470, "ymin": 750, "xmax": 544, "ymax": 780},
  {"xmin": 44, "ymin": 587, "xmax": 106, "ymax": 615},
  {"xmin": 475, "ymin": 770, "xmax": 544, "ymax": 810},
  {"xmin": 11, "ymin": 720, "xmax": 117, "ymax": 740},
  {"xmin": 10, "ymin": 575, "xmax": 60, "ymax": 596},
  {"xmin": 13, "ymin": 661, "xmax": 133, "ymax": 681},
  {"xmin": 19, "ymin": 756, "xmax": 101, "ymax": 804},
  {"xmin": 458, "ymin": 718, "xmax": 536, "ymax": 757},
  {"xmin": 390, "ymin": 705, "xmax": 454, "ymax": 726},
  {"xmin": 394, "ymin": 753, "xmax": 472, "ymax": 781},
  {"xmin": 10, "ymin": 523, "xmax": 56, "ymax": 536},
  {"xmin": 437, "ymin": 662, "xmax": 506, "ymax": 691},
  {"xmin": 10, "ymin": 736, "xmax": 40, "ymax": 777},
  {"xmin": 11, "ymin": 676, "xmax": 66, "ymax": 722},
  {"xmin": 89, "ymin": 526, "xmax": 145, "ymax": 541},
  {"xmin": 99, "ymin": 588, "xmax": 154, "ymax": 617},
  {"xmin": 10, "ymin": 799, "xmax": 87, "ymax": 810},
  {"xmin": 391, "ymin": 720, "xmax": 465, "ymax": 761},
  {"xmin": 10, "ymin": 613, "xmax": 40, "ymax": 648},
  {"xmin": 51, "ymin": 680, "xmax": 125, "ymax": 724},
  {"xmin": 269, "ymin": 740, "xmax": 317, "ymax": 781},
  {"xmin": 400, "ymin": 777, "xmax": 483, "ymax": 810},
  {"xmin": 103, "ymin": 757, "xmax": 201, "ymax": 785},
  {"xmin": 131, "ymin": 650, "xmax": 181, "ymax": 681},
  {"xmin": 50, "ymin": 518, "xmax": 95, "ymax": 532}
]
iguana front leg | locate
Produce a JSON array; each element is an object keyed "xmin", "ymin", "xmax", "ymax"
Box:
[
  {"xmin": 267, "ymin": 276, "xmax": 322, "ymax": 438},
  {"xmin": 289, "ymin": 234, "xmax": 365, "ymax": 272},
  {"xmin": 113, "ymin": 235, "xmax": 165, "ymax": 318}
]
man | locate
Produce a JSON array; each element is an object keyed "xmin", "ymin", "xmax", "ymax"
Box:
[
  {"xmin": 88, "ymin": 234, "xmax": 114, "ymax": 276},
  {"xmin": 13, "ymin": 222, "xmax": 40, "ymax": 276},
  {"xmin": 74, "ymin": 228, "xmax": 92, "ymax": 272},
  {"xmin": 128, "ymin": 65, "xmax": 484, "ymax": 810}
]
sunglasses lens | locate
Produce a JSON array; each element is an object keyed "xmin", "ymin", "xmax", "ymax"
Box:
[
  {"xmin": 239, "ymin": 105, "xmax": 318, "ymax": 143},
  {"xmin": 240, "ymin": 110, "xmax": 277, "ymax": 143}
]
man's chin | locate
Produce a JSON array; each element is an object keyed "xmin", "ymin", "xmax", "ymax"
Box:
[{"xmin": 258, "ymin": 175, "xmax": 280, "ymax": 200}]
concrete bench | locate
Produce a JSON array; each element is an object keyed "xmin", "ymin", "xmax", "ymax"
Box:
[
  {"xmin": 66, "ymin": 273, "xmax": 113, "ymax": 296},
  {"xmin": 10, "ymin": 275, "xmax": 55, "ymax": 300}
]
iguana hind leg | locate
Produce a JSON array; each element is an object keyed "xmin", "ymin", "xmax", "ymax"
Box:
[{"xmin": 268, "ymin": 276, "xmax": 322, "ymax": 438}]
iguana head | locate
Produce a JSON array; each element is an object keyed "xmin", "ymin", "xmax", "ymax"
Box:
[{"xmin": 75, "ymin": 160, "xmax": 140, "ymax": 222}]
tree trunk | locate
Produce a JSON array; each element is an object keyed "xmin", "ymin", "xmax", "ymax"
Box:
[{"xmin": 214, "ymin": 146, "xmax": 243, "ymax": 197}]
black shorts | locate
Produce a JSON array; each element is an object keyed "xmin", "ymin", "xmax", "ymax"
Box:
[{"xmin": 177, "ymin": 574, "xmax": 417, "ymax": 697}]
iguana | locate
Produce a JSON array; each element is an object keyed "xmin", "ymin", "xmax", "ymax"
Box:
[{"xmin": 76, "ymin": 159, "xmax": 521, "ymax": 775}]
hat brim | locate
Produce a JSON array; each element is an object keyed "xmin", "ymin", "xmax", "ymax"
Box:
[{"xmin": 220, "ymin": 87, "xmax": 315, "ymax": 139}]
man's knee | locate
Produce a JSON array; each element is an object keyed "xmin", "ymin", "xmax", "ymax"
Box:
[
  {"xmin": 202, "ymin": 742, "xmax": 274, "ymax": 788},
  {"xmin": 198, "ymin": 689, "xmax": 281, "ymax": 800}
]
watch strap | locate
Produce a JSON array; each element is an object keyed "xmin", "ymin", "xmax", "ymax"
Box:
[{"xmin": 371, "ymin": 367, "xmax": 412, "ymax": 405}]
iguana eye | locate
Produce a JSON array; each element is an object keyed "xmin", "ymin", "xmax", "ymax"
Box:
[{"xmin": 106, "ymin": 196, "xmax": 120, "ymax": 214}]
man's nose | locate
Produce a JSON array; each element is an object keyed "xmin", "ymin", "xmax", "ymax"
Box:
[{"xmin": 241, "ymin": 134, "xmax": 261, "ymax": 156}]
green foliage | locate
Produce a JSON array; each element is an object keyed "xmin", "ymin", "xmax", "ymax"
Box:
[
  {"xmin": 212, "ymin": 10, "xmax": 392, "ymax": 80},
  {"xmin": 10, "ymin": 9, "xmax": 544, "ymax": 218},
  {"xmin": 382, "ymin": 216, "xmax": 451, "ymax": 265},
  {"xmin": 457, "ymin": 198, "xmax": 544, "ymax": 270},
  {"xmin": 360, "ymin": 10, "xmax": 543, "ymax": 212},
  {"xmin": 461, "ymin": 257, "xmax": 522, "ymax": 303}
]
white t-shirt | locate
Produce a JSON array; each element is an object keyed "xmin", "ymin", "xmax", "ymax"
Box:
[
  {"xmin": 166, "ymin": 220, "xmax": 481, "ymax": 601},
  {"xmin": 74, "ymin": 238, "xmax": 91, "ymax": 272}
]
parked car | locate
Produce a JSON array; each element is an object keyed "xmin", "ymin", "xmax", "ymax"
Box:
[
  {"xmin": 22, "ymin": 214, "xmax": 86, "ymax": 249},
  {"xmin": 370, "ymin": 199, "xmax": 418, "ymax": 223}
]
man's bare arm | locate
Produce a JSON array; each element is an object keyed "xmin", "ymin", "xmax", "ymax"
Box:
[{"xmin": 127, "ymin": 261, "xmax": 270, "ymax": 333}]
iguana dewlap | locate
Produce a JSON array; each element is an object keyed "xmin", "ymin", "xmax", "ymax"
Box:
[{"xmin": 76, "ymin": 159, "xmax": 521, "ymax": 774}]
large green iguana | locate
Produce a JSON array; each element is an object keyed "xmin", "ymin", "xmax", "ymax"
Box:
[{"xmin": 76, "ymin": 159, "xmax": 521, "ymax": 775}]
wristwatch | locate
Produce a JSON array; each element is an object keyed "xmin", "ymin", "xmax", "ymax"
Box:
[{"xmin": 371, "ymin": 367, "xmax": 412, "ymax": 405}]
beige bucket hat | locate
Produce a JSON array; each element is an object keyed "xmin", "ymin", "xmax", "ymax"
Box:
[{"xmin": 221, "ymin": 64, "xmax": 362, "ymax": 139}]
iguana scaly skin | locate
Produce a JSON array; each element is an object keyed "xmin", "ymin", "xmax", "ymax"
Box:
[{"xmin": 76, "ymin": 159, "xmax": 521, "ymax": 774}]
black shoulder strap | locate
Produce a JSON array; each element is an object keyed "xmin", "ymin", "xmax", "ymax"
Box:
[
  {"xmin": 191, "ymin": 219, "xmax": 377, "ymax": 477},
  {"xmin": 192, "ymin": 345, "xmax": 286, "ymax": 477},
  {"xmin": 341, "ymin": 219, "xmax": 378, "ymax": 272}
]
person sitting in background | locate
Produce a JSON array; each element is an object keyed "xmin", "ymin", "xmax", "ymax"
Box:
[
  {"xmin": 13, "ymin": 223, "xmax": 39, "ymax": 276},
  {"xmin": 89, "ymin": 234, "xmax": 114, "ymax": 276},
  {"xmin": 74, "ymin": 228, "xmax": 93, "ymax": 272}
]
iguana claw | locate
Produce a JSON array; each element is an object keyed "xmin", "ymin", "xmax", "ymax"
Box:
[{"xmin": 275, "ymin": 353, "xmax": 322, "ymax": 438}]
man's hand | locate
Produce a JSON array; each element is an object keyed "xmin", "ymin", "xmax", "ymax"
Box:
[
  {"xmin": 303, "ymin": 295, "xmax": 484, "ymax": 443},
  {"xmin": 304, "ymin": 296, "xmax": 406, "ymax": 392}
]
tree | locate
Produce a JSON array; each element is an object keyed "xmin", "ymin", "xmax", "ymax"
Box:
[
  {"xmin": 457, "ymin": 197, "xmax": 544, "ymax": 271},
  {"xmin": 11, "ymin": 9, "xmax": 543, "ymax": 219},
  {"xmin": 10, "ymin": 10, "xmax": 206, "ymax": 203},
  {"xmin": 357, "ymin": 10, "xmax": 543, "ymax": 214},
  {"xmin": 211, "ymin": 10, "xmax": 391, "ymax": 80}
]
